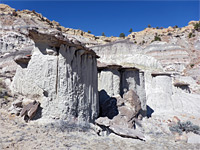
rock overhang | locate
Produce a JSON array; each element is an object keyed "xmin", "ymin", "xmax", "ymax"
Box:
[{"xmin": 28, "ymin": 29, "xmax": 99, "ymax": 58}]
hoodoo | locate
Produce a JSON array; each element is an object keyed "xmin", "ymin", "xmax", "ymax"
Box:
[{"xmin": 11, "ymin": 28, "xmax": 99, "ymax": 124}]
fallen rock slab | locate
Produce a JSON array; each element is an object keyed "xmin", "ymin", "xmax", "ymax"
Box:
[
  {"xmin": 109, "ymin": 125, "xmax": 145, "ymax": 140},
  {"xmin": 20, "ymin": 100, "xmax": 40, "ymax": 122},
  {"xmin": 95, "ymin": 117, "xmax": 111, "ymax": 127}
]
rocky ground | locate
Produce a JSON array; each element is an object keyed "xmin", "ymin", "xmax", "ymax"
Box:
[
  {"xmin": 0, "ymin": 96, "xmax": 200, "ymax": 150},
  {"xmin": 1, "ymin": 4, "xmax": 200, "ymax": 150}
]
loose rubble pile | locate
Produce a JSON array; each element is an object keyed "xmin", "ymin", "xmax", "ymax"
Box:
[
  {"xmin": 96, "ymin": 90, "xmax": 144, "ymax": 140},
  {"xmin": 8, "ymin": 98, "xmax": 40, "ymax": 122}
]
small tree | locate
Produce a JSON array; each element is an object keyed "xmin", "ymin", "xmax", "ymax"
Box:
[
  {"xmin": 148, "ymin": 24, "xmax": 151, "ymax": 28},
  {"xmin": 129, "ymin": 28, "xmax": 133, "ymax": 33},
  {"xmin": 174, "ymin": 25, "xmax": 178, "ymax": 28},
  {"xmin": 119, "ymin": 33, "xmax": 125, "ymax": 38},
  {"xmin": 102, "ymin": 32, "xmax": 106, "ymax": 36},
  {"xmin": 188, "ymin": 32, "xmax": 193, "ymax": 38},
  {"xmin": 188, "ymin": 32, "xmax": 195, "ymax": 38},
  {"xmin": 194, "ymin": 21, "xmax": 200, "ymax": 31},
  {"xmin": 154, "ymin": 35, "xmax": 161, "ymax": 41},
  {"xmin": 152, "ymin": 35, "xmax": 161, "ymax": 42},
  {"xmin": 88, "ymin": 30, "xmax": 91, "ymax": 33}
]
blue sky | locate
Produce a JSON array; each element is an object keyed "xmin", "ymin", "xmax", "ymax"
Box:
[{"xmin": 1, "ymin": 1, "xmax": 199, "ymax": 37}]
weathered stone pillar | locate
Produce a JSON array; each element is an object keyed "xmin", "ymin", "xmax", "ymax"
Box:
[
  {"xmin": 120, "ymin": 68, "xmax": 146, "ymax": 115},
  {"xmin": 11, "ymin": 30, "xmax": 99, "ymax": 124}
]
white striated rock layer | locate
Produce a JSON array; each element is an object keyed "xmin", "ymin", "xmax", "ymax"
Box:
[{"xmin": 11, "ymin": 30, "xmax": 99, "ymax": 124}]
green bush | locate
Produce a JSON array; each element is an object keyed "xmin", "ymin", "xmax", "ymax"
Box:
[
  {"xmin": 119, "ymin": 33, "xmax": 125, "ymax": 38},
  {"xmin": 148, "ymin": 24, "xmax": 151, "ymax": 28},
  {"xmin": 102, "ymin": 32, "xmax": 105, "ymax": 36},
  {"xmin": 87, "ymin": 30, "xmax": 91, "ymax": 33},
  {"xmin": 154, "ymin": 35, "xmax": 161, "ymax": 41},
  {"xmin": 188, "ymin": 32, "xmax": 195, "ymax": 38},
  {"xmin": 173, "ymin": 25, "xmax": 178, "ymax": 28},
  {"xmin": 194, "ymin": 21, "xmax": 200, "ymax": 31},
  {"xmin": 129, "ymin": 28, "xmax": 133, "ymax": 33},
  {"xmin": 190, "ymin": 64, "xmax": 194, "ymax": 68}
]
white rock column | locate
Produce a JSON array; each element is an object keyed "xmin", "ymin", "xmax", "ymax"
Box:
[
  {"xmin": 98, "ymin": 68, "xmax": 121, "ymax": 97},
  {"xmin": 146, "ymin": 74, "xmax": 173, "ymax": 115},
  {"xmin": 11, "ymin": 43, "xmax": 99, "ymax": 124},
  {"xmin": 121, "ymin": 69, "xmax": 146, "ymax": 114}
]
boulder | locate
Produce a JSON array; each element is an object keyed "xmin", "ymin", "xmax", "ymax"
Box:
[
  {"xmin": 123, "ymin": 90, "xmax": 141, "ymax": 115},
  {"xmin": 96, "ymin": 90, "xmax": 142, "ymax": 133},
  {"xmin": 95, "ymin": 117, "xmax": 111, "ymax": 127},
  {"xmin": 20, "ymin": 100, "xmax": 40, "ymax": 122},
  {"xmin": 8, "ymin": 99, "xmax": 23, "ymax": 116}
]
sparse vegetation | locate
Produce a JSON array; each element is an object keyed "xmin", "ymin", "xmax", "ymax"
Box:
[
  {"xmin": 119, "ymin": 33, "xmax": 125, "ymax": 38},
  {"xmin": 151, "ymin": 35, "xmax": 161, "ymax": 42},
  {"xmin": 173, "ymin": 25, "xmax": 178, "ymax": 28},
  {"xmin": 194, "ymin": 21, "xmax": 200, "ymax": 31},
  {"xmin": 190, "ymin": 64, "xmax": 195, "ymax": 68},
  {"xmin": 188, "ymin": 32, "xmax": 195, "ymax": 38},
  {"xmin": 148, "ymin": 24, "xmax": 151, "ymax": 28},
  {"xmin": 102, "ymin": 32, "xmax": 106, "ymax": 36},
  {"xmin": 87, "ymin": 30, "xmax": 91, "ymax": 33},
  {"xmin": 169, "ymin": 121, "xmax": 200, "ymax": 135},
  {"xmin": 129, "ymin": 28, "xmax": 133, "ymax": 33}
]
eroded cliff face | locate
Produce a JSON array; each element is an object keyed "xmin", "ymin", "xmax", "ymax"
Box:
[
  {"xmin": 1, "ymin": 4, "xmax": 200, "ymax": 121},
  {"xmin": 93, "ymin": 37, "xmax": 200, "ymax": 117},
  {"xmin": 11, "ymin": 29, "xmax": 99, "ymax": 124}
]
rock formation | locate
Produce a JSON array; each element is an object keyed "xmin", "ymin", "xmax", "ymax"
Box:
[
  {"xmin": 10, "ymin": 28, "xmax": 99, "ymax": 124},
  {"xmin": 0, "ymin": 4, "xmax": 200, "ymax": 143}
]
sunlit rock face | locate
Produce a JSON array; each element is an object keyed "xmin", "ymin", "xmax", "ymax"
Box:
[{"xmin": 11, "ymin": 29, "xmax": 99, "ymax": 124}]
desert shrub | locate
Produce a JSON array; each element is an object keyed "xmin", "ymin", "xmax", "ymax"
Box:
[
  {"xmin": 154, "ymin": 36, "xmax": 161, "ymax": 41},
  {"xmin": 194, "ymin": 21, "xmax": 200, "ymax": 31},
  {"xmin": 169, "ymin": 121, "xmax": 200, "ymax": 135},
  {"xmin": 148, "ymin": 24, "xmax": 151, "ymax": 28},
  {"xmin": 190, "ymin": 64, "xmax": 194, "ymax": 68},
  {"xmin": 102, "ymin": 32, "xmax": 105, "ymax": 36},
  {"xmin": 152, "ymin": 35, "xmax": 161, "ymax": 43},
  {"xmin": 87, "ymin": 30, "xmax": 91, "ymax": 33},
  {"xmin": 173, "ymin": 25, "xmax": 178, "ymax": 28},
  {"xmin": 189, "ymin": 32, "xmax": 195, "ymax": 38},
  {"xmin": 188, "ymin": 33, "xmax": 192, "ymax": 38},
  {"xmin": 129, "ymin": 28, "xmax": 133, "ymax": 33},
  {"xmin": 119, "ymin": 33, "xmax": 125, "ymax": 38}
]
